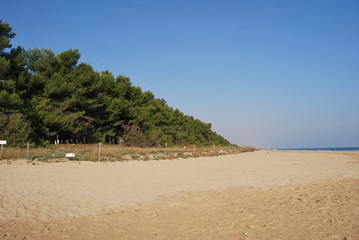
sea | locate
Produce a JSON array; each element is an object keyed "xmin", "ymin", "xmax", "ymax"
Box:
[{"xmin": 278, "ymin": 147, "xmax": 359, "ymax": 152}]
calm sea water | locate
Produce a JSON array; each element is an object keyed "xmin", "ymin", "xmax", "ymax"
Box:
[{"xmin": 279, "ymin": 147, "xmax": 359, "ymax": 152}]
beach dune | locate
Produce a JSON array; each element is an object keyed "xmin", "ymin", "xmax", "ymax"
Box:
[{"xmin": 1, "ymin": 150, "xmax": 358, "ymax": 239}]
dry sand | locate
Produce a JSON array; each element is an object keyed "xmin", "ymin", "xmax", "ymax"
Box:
[{"xmin": 0, "ymin": 150, "xmax": 358, "ymax": 239}]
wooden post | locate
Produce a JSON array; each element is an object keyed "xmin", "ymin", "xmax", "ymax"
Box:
[
  {"xmin": 26, "ymin": 143, "xmax": 29, "ymax": 161},
  {"xmin": 0, "ymin": 140, "xmax": 6, "ymax": 159},
  {"xmin": 98, "ymin": 142, "xmax": 101, "ymax": 162},
  {"xmin": 165, "ymin": 142, "xmax": 167, "ymax": 156}
]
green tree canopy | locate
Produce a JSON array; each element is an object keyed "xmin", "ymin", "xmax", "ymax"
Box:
[
  {"xmin": 0, "ymin": 19, "xmax": 232, "ymax": 147},
  {"xmin": 0, "ymin": 19, "xmax": 16, "ymax": 53}
]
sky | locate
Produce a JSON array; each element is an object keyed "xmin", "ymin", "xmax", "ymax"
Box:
[{"xmin": 2, "ymin": 0, "xmax": 359, "ymax": 148}]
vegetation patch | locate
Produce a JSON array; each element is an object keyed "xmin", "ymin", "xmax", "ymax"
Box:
[
  {"xmin": 27, "ymin": 153, "xmax": 66, "ymax": 161},
  {"xmin": 130, "ymin": 154, "xmax": 141, "ymax": 160}
]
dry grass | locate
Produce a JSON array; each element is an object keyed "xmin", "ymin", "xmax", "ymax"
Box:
[{"xmin": 0, "ymin": 144, "xmax": 257, "ymax": 162}]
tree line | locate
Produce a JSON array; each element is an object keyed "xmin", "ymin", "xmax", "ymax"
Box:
[{"xmin": 0, "ymin": 20, "xmax": 231, "ymax": 147}]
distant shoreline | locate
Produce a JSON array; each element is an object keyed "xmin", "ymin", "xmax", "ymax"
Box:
[{"xmin": 277, "ymin": 147, "xmax": 359, "ymax": 151}]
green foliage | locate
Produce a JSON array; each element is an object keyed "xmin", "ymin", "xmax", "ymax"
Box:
[
  {"xmin": 0, "ymin": 112, "xmax": 32, "ymax": 147},
  {"xmin": 0, "ymin": 90, "xmax": 22, "ymax": 112},
  {"xmin": 0, "ymin": 56, "xmax": 10, "ymax": 79},
  {"xmin": 121, "ymin": 124, "xmax": 158, "ymax": 147},
  {"xmin": 57, "ymin": 49, "xmax": 80, "ymax": 72},
  {"xmin": 0, "ymin": 19, "xmax": 232, "ymax": 147},
  {"xmin": 0, "ymin": 19, "xmax": 16, "ymax": 52},
  {"xmin": 26, "ymin": 48, "xmax": 57, "ymax": 73}
]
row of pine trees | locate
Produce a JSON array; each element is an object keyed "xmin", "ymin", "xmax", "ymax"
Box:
[{"xmin": 0, "ymin": 20, "xmax": 231, "ymax": 147}]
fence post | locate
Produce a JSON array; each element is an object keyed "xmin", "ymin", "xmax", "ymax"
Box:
[
  {"xmin": 26, "ymin": 142, "xmax": 29, "ymax": 161},
  {"xmin": 165, "ymin": 142, "xmax": 167, "ymax": 156},
  {"xmin": 98, "ymin": 142, "xmax": 101, "ymax": 162},
  {"xmin": 0, "ymin": 144, "xmax": 3, "ymax": 159}
]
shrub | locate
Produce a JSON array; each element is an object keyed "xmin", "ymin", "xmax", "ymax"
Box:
[{"xmin": 0, "ymin": 112, "xmax": 32, "ymax": 147}]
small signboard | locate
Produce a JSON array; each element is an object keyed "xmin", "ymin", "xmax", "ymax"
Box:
[
  {"xmin": 0, "ymin": 140, "xmax": 5, "ymax": 159},
  {"xmin": 66, "ymin": 153, "xmax": 76, "ymax": 158}
]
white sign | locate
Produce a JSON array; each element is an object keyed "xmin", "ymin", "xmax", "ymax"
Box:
[
  {"xmin": 0, "ymin": 140, "xmax": 6, "ymax": 145},
  {"xmin": 66, "ymin": 153, "xmax": 76, "ymax": 158}
]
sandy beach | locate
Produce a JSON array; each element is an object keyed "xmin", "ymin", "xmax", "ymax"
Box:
[{"xmin": 0, "ymin": 150, "xmax": 358, "ymax": 239}]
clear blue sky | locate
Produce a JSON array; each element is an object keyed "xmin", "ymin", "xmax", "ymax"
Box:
[{"xmin": 2, "ymin": 0, "xmax": 359, "ymax": 148}]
